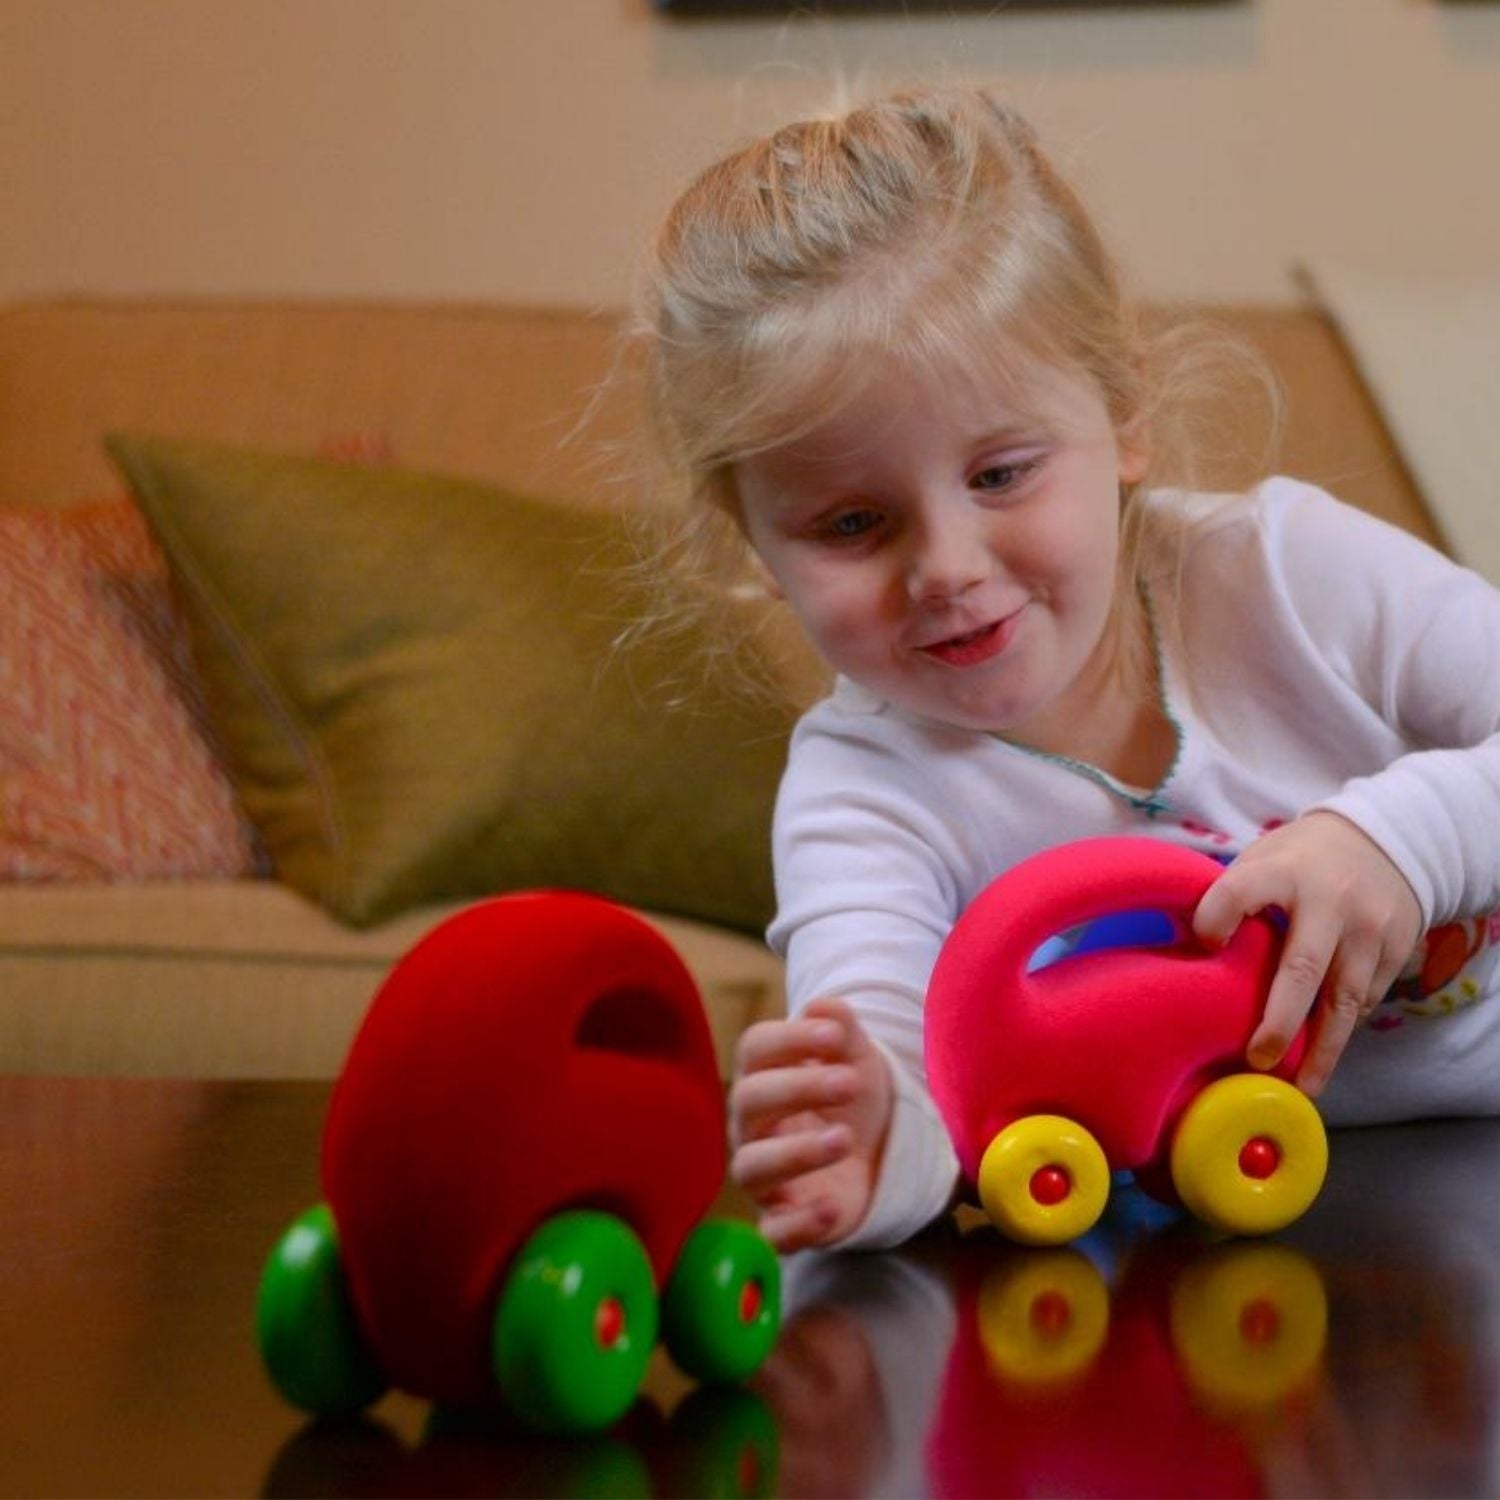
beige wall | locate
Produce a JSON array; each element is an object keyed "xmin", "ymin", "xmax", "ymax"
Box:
[{"xmin": 3, "ymin": 0, "xmax": 1499, "ymax": 309}]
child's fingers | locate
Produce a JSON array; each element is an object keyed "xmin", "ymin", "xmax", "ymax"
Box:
[
  {"xmin": 1192, "ymin": 860, "xmax": 1263, "ymax": 948},
  {"xmin": 801, "ymin": 993, "xmax": 859, "ymax": 1028},
  {"xmin": 734, "ymin": 1012, "xmax": 851, "ymax": 1077},
  {"xmin": 1246, "ymin": 911, "xmax": 1339, "ymax": 1070},
  {"xmin": 1295, "ymin": 930, "xmax": 1413, "ymax": 1095},
  {"xmin": 1198, "ymin": 813, "xmax": 1423, "ymax": 1090},
  {"xmin": 732, "ymin": 1064, "xmax": 858, "ymax": 1142},
  {"xmin": 759, "ymin": 1196, "xmax": 844, "ymax": 1254},
  {"xmin": 801, "ymin": 995, "xmax": 884, "ymax": 1063},
  {"xmin": 1291, "ymin": 937, "xmax": 1383, "ymax": 1095},
  {"xmin": 731, "ymin": 1120, "xmax": 852, "ymax": 1199},
  {"xmin": 1197, "ymin": 855, "xmax": 1337, "ymax": 1069}
]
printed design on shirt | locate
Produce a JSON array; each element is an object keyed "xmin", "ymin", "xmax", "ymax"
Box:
[
  {"xmin": 1174, "ymin": 816, "xmax": 1284, "ymax": 854},
  {"xmin": 1368, "ymin": 914, "xmax": 1498, "ymax": 1031},
  {"xmin": 1177, "ymin": 818, "xmax": 1233, "ymax": 847}
]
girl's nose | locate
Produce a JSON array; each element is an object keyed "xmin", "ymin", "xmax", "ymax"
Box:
[{"xmin": 906, "ymin": 509, "xmax": 992, "ymax": 603}]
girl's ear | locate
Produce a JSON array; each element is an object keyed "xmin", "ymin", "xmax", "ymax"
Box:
[{"xmin": 722, "ymin": 467, "xmax": 786, "ymax": 599}]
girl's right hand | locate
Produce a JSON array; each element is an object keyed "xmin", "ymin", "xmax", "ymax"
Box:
[{"xmin": 728, "ymin": 996, "xmax": 895, "ymax": 1253}]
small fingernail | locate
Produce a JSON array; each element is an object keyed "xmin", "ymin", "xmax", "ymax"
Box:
[{"xmin": 810, "ymin": 1021, "xmax": 841, "ymax": 1045}]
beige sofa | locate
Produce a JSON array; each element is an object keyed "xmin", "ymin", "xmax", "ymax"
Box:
[{"xmin": 0, "ymin": 297, "xmax": 1438, "ymax": 1080}]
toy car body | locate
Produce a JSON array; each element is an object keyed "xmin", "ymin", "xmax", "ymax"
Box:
[
  {"xmin": 925, "ymin": 838, "xmax": 1329, "ymax": 1244},
  {"xmin": 257, "ymin": 891, "xmax": 780, "ymax": 1432}
]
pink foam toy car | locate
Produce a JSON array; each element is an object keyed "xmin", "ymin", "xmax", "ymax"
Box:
[{"xmin": 925, "ymin": 838, "xmax": 1329, "ymax": 1245}]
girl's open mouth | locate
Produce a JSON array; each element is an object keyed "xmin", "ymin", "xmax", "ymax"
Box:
[{"xmin": 919, "ymin": 613, "xmax": 1017, "ymax": 667}]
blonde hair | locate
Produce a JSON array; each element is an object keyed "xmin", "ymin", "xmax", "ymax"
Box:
[{"xmin": 627, "ymin": 85, "xmax": 1278, "ymax": 701}]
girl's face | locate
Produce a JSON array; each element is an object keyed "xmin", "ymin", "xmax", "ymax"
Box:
[{"xmin": 733, "ymin": 354, "xmax": 1149, "ymax": 746}]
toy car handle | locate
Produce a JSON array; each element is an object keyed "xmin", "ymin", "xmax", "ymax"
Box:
[{"xmin": 971, "ymin": 839, "xmax": 1228, "ymax": 995}]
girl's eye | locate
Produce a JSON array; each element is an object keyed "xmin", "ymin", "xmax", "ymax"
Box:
[
  {"xmin": 817, "ymin": 508, "xmax": 884, "ymax": 543},
  {"xmin": 970, "ymin": 458, "xmax": 1038, "ymax": 493}
]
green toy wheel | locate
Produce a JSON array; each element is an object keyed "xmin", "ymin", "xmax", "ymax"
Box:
[
  {"xmin": 667, "ymin": 1386, "xmax": 780, "ymax": 1499},
  {"xmin": 491, "ymin": 1210, "xmax": 658, "ymax": 1435},
  {"xmin": 256, "ymin": 1202, "xmax": 388, "ymax": 1415},
  {"xmin": 662, "ymin": 1219, "xmax": 781, "ymax": 1383}
]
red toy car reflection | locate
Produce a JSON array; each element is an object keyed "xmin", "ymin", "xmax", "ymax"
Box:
[
  {"xmin": 925, "ymin": 838, "xmax": 1329, "ymax": 1244},
  {"xmin": 257, "ymin": 892, "xmax": 780, "ymax": 1433}
]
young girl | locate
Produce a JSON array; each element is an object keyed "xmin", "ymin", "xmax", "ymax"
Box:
[{"xmin": 636, "ymin": 86, "xmax": 1500, "ymax": 1252}]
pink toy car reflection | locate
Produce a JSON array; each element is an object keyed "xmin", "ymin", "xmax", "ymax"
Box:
[{"xmin": 925, "ymin": 838, "xmax": 1328, "ymax": 1244}]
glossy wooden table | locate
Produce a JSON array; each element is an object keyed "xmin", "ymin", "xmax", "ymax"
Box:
[{"xmin": 5, "ymin": 1075, "xmax": 1500, "ymax": 1498}]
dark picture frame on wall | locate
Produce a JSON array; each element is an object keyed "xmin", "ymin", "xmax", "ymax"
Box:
[{"xmin": 654, "ymin": 1, "xmax": 1240, "ymax": 13}]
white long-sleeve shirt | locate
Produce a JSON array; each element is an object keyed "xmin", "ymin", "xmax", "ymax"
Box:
[{"xmin": 768, "ymin": 478, "xmax": 1500, "ymax": 1248}]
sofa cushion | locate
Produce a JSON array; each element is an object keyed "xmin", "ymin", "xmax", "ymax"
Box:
[
  {"xmin": 0, "ymin": 880, "xmax": 786, "ymax": 1078},
  {"xmin": 0, "ymin": 300, "xmax": 634, "ymax": 510},
  {"xmin": 107, "ymin": 434, "xmax": 791, "ymax": 933},
  {"xmin": 0, "ymin": 498, "xmax": 266, "ymax": 880}
]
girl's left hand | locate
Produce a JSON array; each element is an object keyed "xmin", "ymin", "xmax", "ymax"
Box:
[{"xmin": 1192, "ymin": 811, "xmax": 1422, "ymax": 1097}]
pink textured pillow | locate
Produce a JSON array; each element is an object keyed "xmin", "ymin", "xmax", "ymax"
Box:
[{"xmin": 0, "ymin": 498, "xmax": 269, "ymax": 880}]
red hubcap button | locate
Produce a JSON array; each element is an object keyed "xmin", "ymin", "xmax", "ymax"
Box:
[
  {"xmin": 1030, "ymin": 1165, "xmax": 1072, "ymax": 1205},
  {"xmin": 1239, "ymin": 1136, "xmax": 1281, "ymax": 1179},
  {"xmin": 1030, "ymin": 1289, "xmax": 1073, "ymax": 1340},
  {"xmin": 595, "ymin": 1295, "xmax": 626, "ymax": 1348},
  {"xmin": 738, "ymin": 1448, "xmax": 763, "ymax": 1494},
  {"xmin": 1240, "ymin": 1297, "xmax": 1281, "ymax": 1346},
  {"xmin": 739, "ymin": 1279, "xmax": 764, "ymax": 1324}
]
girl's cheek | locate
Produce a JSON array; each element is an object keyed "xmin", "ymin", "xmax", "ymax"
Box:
[
  {"xmin": 807, "ymin": 587, "xmax": 878, "ymax": 646},
  {"xmin": 1031, "ymin": 505, "xmax": 1111, "ymax": 577}
]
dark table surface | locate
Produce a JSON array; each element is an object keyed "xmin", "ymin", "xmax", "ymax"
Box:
[{"xmin": 4, "ymin": 1074, "xmax": 1499, "ymax": 1498}]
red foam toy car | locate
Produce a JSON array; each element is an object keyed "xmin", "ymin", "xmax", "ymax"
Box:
[
  {"xmin": 925, "ymin": 838, "xmax": 1329, "ymax": 1244},
  {"xmin": 256, "ymin": 891, "xmax": 780, "ymax": 1433}
]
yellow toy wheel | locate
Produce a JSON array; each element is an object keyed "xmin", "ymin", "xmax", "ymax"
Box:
[
  {"xmin": 1170, "ymin": 1242, "xmax": 1328, "ymax": 1410},
  {"xmin": 977, "ymin": 1115, "xmax": 1111, "ymax": 1246},
  {"xmin": 977, "ymin": 1250, "xmax": 1110, "ymax": 1386},
  {"xmin": 1170, "ymin": 1074, "xmax": 1328, "ymax": 1236}
]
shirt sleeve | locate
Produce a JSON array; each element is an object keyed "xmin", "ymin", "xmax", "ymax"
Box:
[
  {"xmin": 839, "ymin": 1041, "xmax": 962, "ymax": 1250},
  {"xmin": 1264, "ymin": 479, "xmax": 1500, "ymax": 925},
  {"xmin": 767, "ymin": 699, "xmax": 968, "ymax": 1245}
]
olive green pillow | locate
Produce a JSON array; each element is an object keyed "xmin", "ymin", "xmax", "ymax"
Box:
[{"xmin": 106, "ymin": 434, "xmax": 790, "ymax": 933}]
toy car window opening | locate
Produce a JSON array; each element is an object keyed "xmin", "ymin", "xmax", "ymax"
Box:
[
  {"xmin": 575, "ymin": 984, "xmax": 693, "ymax": 1063},
  {"xmin": 1028, "ymin": 908, "xmax": 1183, "ymax": 973}
]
